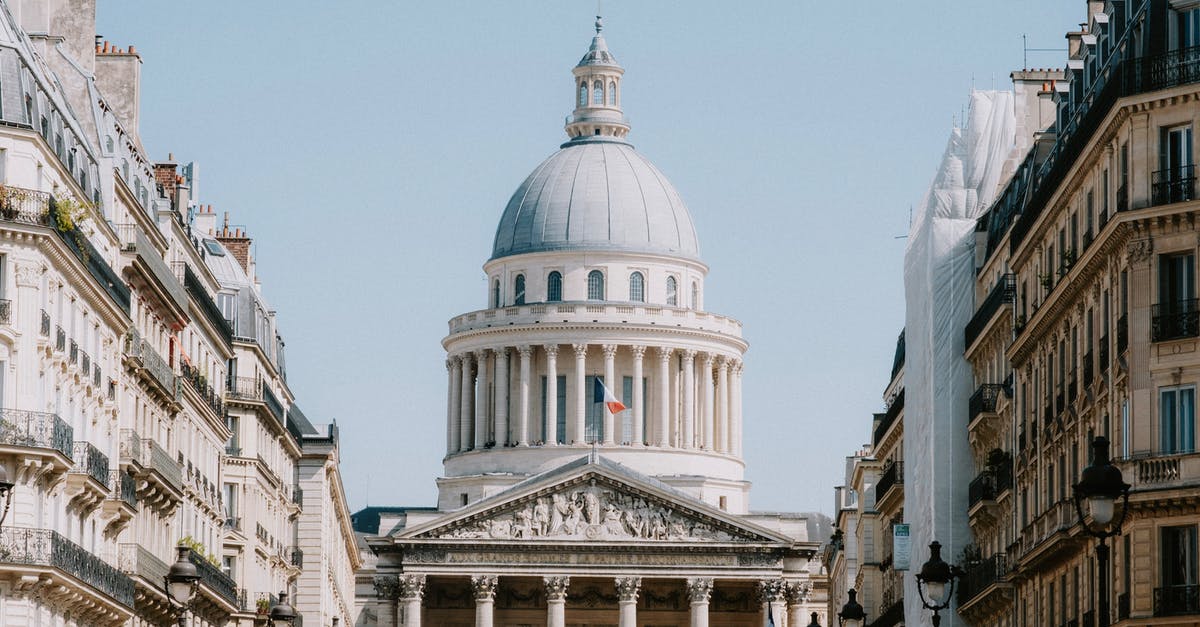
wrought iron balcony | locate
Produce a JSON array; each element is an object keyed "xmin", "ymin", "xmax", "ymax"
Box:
[
  {"xmin": 1116, "ymin": 182, "xmax": 1129, "ymax": 213},
  {"xmin": 226, "ymin": 376, "xmax": 262, "ymax": 402},
  {"xmin": 958, "ymin": 554, "xmax": 1008, "ymax": 606},
  {"xmin": 69, "ymin": 339, "xmax": 77, "ymax": 365},
  {"xmin": 0, "ymin": 527, "xmax": 134, "ymax": 607},
  {"xmin": 969, "ymin": 384, "xmax": 1003, "ymax": 424},
  {"xmin": 108, "ymin": 469, "xmax": 137, "ymax": 509},
  {"xmin": 118, "ymin": 543, "xmax": 170, "ymax": 589},
  {"xmin": 292, "ymin": 486, "xmax": 303, "ymax": 506},
  {"xmin": 55, "ymin": 325, "xmax": 65, "ymax": 352},
  {"xmin": 180, "ymin": 363, "xmax": 225, "ymax": 417},
  {"xmin": 188, "ymin": 547, "xmax": 239, "ymax": 607},
  {"xmin": 79, "ymin": 350, "xmax": 90, "ymax": 375},
  {"xmin": 873, "ymin": 389, "xmax": 904, "ymax": 446},
  {"xmin": 93, "ymin": 364, "xmax": 101, "ymax": 388},
  {"xmin": 123, "ymin": 328, "xmax": 179, "ymax": 401},
  {"xmin": 0, "ymin": 409, "xmax": 73, "ymax": 459},
  {"xmin": 224, "ymin": 516, "xmax": 242, "ymax": 531},
  {"xmin": 225, "ymin": 445, "xmax": 242, "ymax": 457},
  {"xmin": 1152, "ymin": 165, "xmax": 1197, "ymax": 207},
  {"xmin": 1155, "ymin": 584, "xmax": 1200, "ymax": 617},
  {"xmin": 876, "ymin": 461, "xmax": 904, "ymax": 506},
  {"xmin": 114, "ymin": 223, "xmax": 189, "ymax": 314},
  {"xmin": 39, "ymin": 309, "xmax": 49, "ymax": 335},
  {"xmin": 70, "ymin": 441, "xmax": 110, "ymax": 486},
  {"xmin": 118, "ymin": 428, "xmax": 142, "ymax": 468},
  {"xmin": 140, "ymin": 437, "xmax": 183, "ymax": 494},
  {"xmin": 288, "ymin": 546, "xmax": 303, "ymax": 567},
  {"xmin": 968, "ymin": 467, "xmax": 1012, "ymax": 509},
  {"xmin": 0, "ymin": 299, "xmax": 9, "ymax": 325},
  {"xmin": 0, "ymin": 185, "xmax": 51, "ymax": 224},
  {"xmin": 1153, "ymin": 299, "xmax": 1199, "ymax": 342},
  {"xmin": 965, "ymin": 274, "xmax": 1016, "ymax": 348}
]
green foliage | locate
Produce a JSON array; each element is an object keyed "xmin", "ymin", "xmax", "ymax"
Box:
[{"xmin": 176, "ymin": 536, "xmax": 220, "ymax": 566}]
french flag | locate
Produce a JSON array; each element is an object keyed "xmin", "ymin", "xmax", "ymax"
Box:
[{"xmin": 593, "ymin": 378, "xmax": 627, "ymax": 414}]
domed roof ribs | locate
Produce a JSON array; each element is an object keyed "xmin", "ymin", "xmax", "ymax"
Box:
[
  {"xmin": 497, "ymin": 152, "xmax": 558, "ymax": 255},
  {"xmin": 614, "ymin": 141, "xmax": 654, "ymax": 249},
  {"xmin": 641, "ymin": 154, "xmax": 689, "ymax": 255},
  {"xmin": 561, "ymin": 145, "xmax": 588, "ymax": 246}
]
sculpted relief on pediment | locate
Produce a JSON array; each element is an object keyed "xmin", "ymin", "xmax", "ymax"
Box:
[{"xmin": 419, "ymin": 478, "xmax": 767, "ymax": 543}]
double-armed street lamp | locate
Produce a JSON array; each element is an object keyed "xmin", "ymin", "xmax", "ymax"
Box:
[
  {"xmin": 167, "ymin": 544, "xmax": 298, "ymax": 626},
  {"xmin": 915, "ymin": 540, "xmax": 965, "ymax": 627},
  {"xmin": 1073, "ymin": 436, "xmax": 1130, "ymax": 627},
  {"xmin": 836, "ymin": 588, "xmax": 865, "ymax": 627}
]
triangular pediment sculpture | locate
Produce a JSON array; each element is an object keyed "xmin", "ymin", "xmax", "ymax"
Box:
[{"xmin": 402, "ymin": 458, "xmax": 788, "ymax": 544}]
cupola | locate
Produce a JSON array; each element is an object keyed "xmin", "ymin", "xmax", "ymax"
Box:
[{"xmin": 565, "ymin": 16, "xmax": 630, "ymax": 139}]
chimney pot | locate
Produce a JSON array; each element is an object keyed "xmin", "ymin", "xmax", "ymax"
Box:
[{"xmin": 128, "ymin": 45, "xmax": 136, "ymax": 54}]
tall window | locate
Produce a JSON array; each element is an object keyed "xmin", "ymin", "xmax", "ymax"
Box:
[
  {"xmin": 1159, "ymin": 253, "xmax": 1196, "ymax": 312},
  {"xmin": 666, "ymin": 276, "xmax": 677, "ymax": 306},
  {"xmin": 608, "ymin": 80, "xmax": 616, "ymax": 105},
  {"xmin": 541, "ymin": 375, "xmax": 567, "ymax": 444},
  {"xmin": 547, "ymin": 271, "xmax": 563, "ymax": 302},
  {"xmin": 1161, "ymin": 385, "xmax": 1196, "ymax": 454},
  {"xmin": 1178, "ymin": 7, "xmax": 1200, "ymax": 48},
  {"xmin": 1162, "ymin": 525, "xmax": 1198, "ymax": 592},
  {"xmin": 592, "ymin": 80, "xmax": 603, "ymax": 105},
  {"xmin": 1159, "ymin": 125, "xmax": 1195, "ymax": 204},
  {"xmin": 629, "ymin": 272, "xmax": 645, "ymax": 302},
  {"xmin": 587, "ymin": 270, "xmax": 605, "ymax": 300},
  {"xmin": 579, "ymin": 83, "xmax": 588, "ymax": 106},
  {"xmin": 492, "ymin": 279, "xmax": 501, "ymax": 308},
  {"xmin": 514, "ymin": 274, "xmax": 526, "ymax": 306}
]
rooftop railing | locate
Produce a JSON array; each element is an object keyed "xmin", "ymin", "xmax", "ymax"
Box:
[
  {"xmin": 1152, "ymin": 299, "xmax": 1199, "ymax": 342},
  {"xmin": 0, "ymin": 409, "xmax": 73, "ymax": 459},
  {"xmin": 0, "ymin": 527, "xmax": 134, "ymax": 607},
  {"xmin": 448, "ymin": 301, "xmax": 743, "ymax": 337}
]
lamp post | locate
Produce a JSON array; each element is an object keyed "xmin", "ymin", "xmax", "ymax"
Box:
[
  {"xmin": 837, "ymin": 588, "xmax": 865, "ymax": 627},
  {"xmin": 1073, "ymin": 436, "xmax": 1130, "ymax": 627},
  {"xmin": 268, "ymin": 590, "xmax": 298, "ymax": 625},
  {"xmin": 0, "ymin": 462, "xmax": 14, "ymax": 528},
  {"xmin": 807, "ymin": 611, "xmax": 822, "ymax": 627},
  {"xmin": 164, "ymin": 545, "xmax": 200, "ymax": 627},
  {"xmin": 915, "ymin": 541, "xmax": 964, "ymax": 627}
]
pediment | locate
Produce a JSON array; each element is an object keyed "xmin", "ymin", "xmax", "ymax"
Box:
[{"xmin": 400, "ymin": 459, "xmax": 789, "ymax": 545}]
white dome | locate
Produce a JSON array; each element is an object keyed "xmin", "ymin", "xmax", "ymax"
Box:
[{"xmin": 491, "ymin": 137, "xmax": 701, "ymax": 261}]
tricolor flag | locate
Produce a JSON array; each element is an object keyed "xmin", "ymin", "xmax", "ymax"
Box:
[{"xmin": 593, "ymin": 378, "xmax": 627, "ymax": 414}]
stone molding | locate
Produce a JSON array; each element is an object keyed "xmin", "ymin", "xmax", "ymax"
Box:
[{"xmin": 685, "ymin": 577, "xmax": 712, "ymax": 604}]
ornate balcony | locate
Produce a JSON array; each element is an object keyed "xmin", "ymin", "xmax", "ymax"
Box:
[
  {"xmin": 968, "ymin": 464, "xmax": 1012, "ymax": 527},
  {"xmin": 1153, "ymin": 300, "xmax": 1198, "ymax": 342},
  {"xmin": 223, "ymin": 516, "xmax": 242, "ymax": 532},
  {"xmin": 1152, "ymin": 165, "xmax": 1196, "ymax": 207},
  {"xmin": 873, "ymin": 389, "xmax": 904, "ymax": 446},
  {"xmin": 117, "ymin": 428, "xmax": 142, "ymax": 470},
  {"xmin": 969, "ymin": 384, "xmax": 1003, "ymax": 424},
  {"xmin": 55, "ymin": 325, "xmax": 66, "ymax": 352},
  {"xmin": 123, "ymin": 328, "xmax": 179, "ymax": 405},
  {"xmin": 39, "ymin": 309, "xmax": 49, "ymax": 336},
  {"xmin": 957, "ymin": 554, "xmax": 1012, "ymax": 619},
  {"xmin": 188, "ymin": 548, "xmax": 239, "ymax": 610},
  {"xmin": 0, "ymin": 527, "xmax": 135, "ymax": 610},
  {"xmin": 117, "ymin": 542, "xmax": 175, "ymax": 623},
  {"xmin": 0, "ymin": 298, "xmax": 9, "ymax": 325},
  {"xmin": 1155, "ymin": 584, "xmax": 1200, "ymax": 617},
  {"xmin": 100, "ymin": 469, "xmax": 137, "ymax": 533},
  {"xmin": 226, "ymin": 376, "xmax": 262, "ymax": 402},
  {"xmin": 1117, "ymin": 451, "xmax": 1200, "ymax": 493},
  {"xmin": 965, "ymin": 274, "xmax": 1015, "ymax": 349},
  {"xmin": 65, "ymin": 441, "xmax": 110, "ymax": 512},
  {"xmin": 1017, "ymin": 500, "xmax": 1078, "ymax": 568},
  {"xmin": 0, "ymin": 409, "xmax": 73, "ymax": 485},
  {"xmin": 134, "ymin": 437, "xmax": 182, "ymax": 516},
  {"xmin": 875, "ymin": 461, "xmax": 904, "ymax": 512},
  {"xmin": 180, "ymin": 363, "xmax": 224, "ymax": 417}
]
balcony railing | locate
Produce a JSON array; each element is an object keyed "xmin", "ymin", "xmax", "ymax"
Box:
[
  {"xmin": 0, "ymin": 409, "xmax": 73, "ymax": 459},
  {"xmin": 876, "ymin": 461, "xmax": 904, "ymax": 505},
  {"xmin": 1153, "ymin": 300, "xmax": 1200, "ymax": 342},
  {"xmin": 224, "ymin": 516, "xmax": 242, "ymax": 531},
  {"xmin": 262, "ymin": 384, "xmax": 285, "ymax": 425},
  {"xmin": 114, "ymin": 223, "xmax": 189, "ymax": 314},
  {"xmin": 39, "ymin": 309, "xmax": 49, "ymax": 336},
  {"xmin": 79, "ymin": 350, "xmax": 90, "ymax": 375},
  {"xmin": 969, "ymin": 384, "xmax": 1003, "ymax": 423},
  {"xmin": 124, "ymin": 328, "xmax": 178, "ymax": 400},
  {"xmin": 965, "ymin": 274, "xmax": 1016, "ymax": 348},
  {"xmin": 182, "ymin": 265, "xmax": 234, "ymax": 343},
  {"xmin": 292, "ymin": 486, "xmax": 303, "ymax": 506},
  {"xmin": 225, "ymin": 445, "xmax": 242, "ymax": 457},
  {"xmin": 55, "ymin": 325, "xmax": 65, "ymax": 352},
  {"xmin": 180, "ymin": 363, "xmax": 224, "ymax": 417},
  {"xmin": 1119, "ymin": 592, "xmax": 1131, "ymax": 620},
  {"xmin": 1152, "ymin": 165, "xmax": 1197, "ymax": 207},
  {"xmin": 288, "ymin": 547, "xmax": 303, "ymax": 567},
  {"xmin": 108, "ymin": 470, "xmax": 137, "ymax": 508},
  {"xmin": 118, "ymin": 428, "xmax": 142, "ymax": 466},
  {"xmin": 188, "ymin": 548, "xmax": 239, "ymax": 606},
  {"xmin": 968, "ymin": 467, "xmax": 1012, "ymax": 509},
  {"xmin": 1155, "ymin": 584, "xmax": 1200, "ymax": 617},
  {"xmin": 958, "ymin": 554, "xmax": 1008, "ymax": 605},
  {"xmin": 1117, "ymin": 313, "xmax": 1129, "ymax": 353},
  {"xmin": 873, "ymin": 389, "xmax": 904, "ymax": 446},
  {"xmin": 227, "ymin": 376, "xmax": 262, "ymax": 402},
  {"xmin": 0, "ymin": 527, "xmax": 134, "ymax": 607},
  {"xmin": 118, "ymin": 542, "xmax": 168, "ymax": 587},
  {"xmin": 70, "ymin": 441, "xmax": 110, "ymax": 486},
  {"xmin": 69, "ymin": 340, "xmax": 77, "ymax": 365},
  {"xmin": 0, "ymin": 186, "xmax": 51, "ymax": 225},
  {"xmin": 142, "ymin": 438, "xmax": 182, "ymax": 493},
  {"xmin": 0, "ymin": 299, "xmax": 9, "ymax": 325}
]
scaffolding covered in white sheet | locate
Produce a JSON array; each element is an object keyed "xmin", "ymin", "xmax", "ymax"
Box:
[{"xmin": 902, "ymin": 90, "xmax": 1015, "ymax": 626}]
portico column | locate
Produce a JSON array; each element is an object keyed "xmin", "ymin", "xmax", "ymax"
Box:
[
  {"xmin": 475, "ymin": 350, "xmax": 491, "ymax": 447},
  {"xmin": 447, "ymin": 357, "xmax": 462, "ymax": 455},
  {"xmin": 785, "ymin": 582, "xmax": 810, "ymax": 627},
  {"xmin": 517, "ymin": 346, "xmax": 532, "ymax": 446},
  {"xmin": 373, "ymin": 574, "xmax": 400, "ymax": 627},
  {"xmin": 615, "ymin": 577, "xmax": 640, "ymax": 627},
  {"xmin": 686, "ymin": 578, "xmax": 712, "ymax": 627},
  {"xmin": 399, "ymin": 574, "xmax": 426, "ymax": 627},
  {"xmin": 681, "ymin": 350, "xmax": 696, "ymax": 448},
  {"xmin": 759, "ymin": 579, "xmax": 787, "ymax": 627},
  {"xmin": 655, "ymin": 347, "xmax": 672, "ymax": 447},
  {"xmin": 472, "ymin": 575, "xmax": 498, "ymax": 627},
  {"xmin": 732, "ymin": 361, "xmax": 744, "ymax": 457},
  {"xmin": 602, "ymin": 344, "xmax": 618, "ymax": 445},
  {"xmin": 631, "ymin": 346, "xmax": 646, "ymax": 445},
  {"xmin": 572, "ymin": 343, "xmax": 588, "ymax": 444},
  {"xmin": 460, "ymin": 353, "xmax": 475, "ymax": 450},
  {"xmin": 701, "ymin": 353, "xmax": 715, "ymax": 450},
  {"xmin": 544, "ymin": 576, "xmax": 570, "ymax": 627},
  {"xmin": 495, "ymin": 347, "xmax": 510, "ymax": 446},
  {"xmin": 716, "ymin": 357, "xmax": 729, "ymax": 453},
  {"xmin": 545, "ymin": 345, "xmax": 560, "ymax": 445}
]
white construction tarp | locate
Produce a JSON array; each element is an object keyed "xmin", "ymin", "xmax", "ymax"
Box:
[{"xmin": 902, "ymin": 90, "xmax": 1015, "ymax": 626}]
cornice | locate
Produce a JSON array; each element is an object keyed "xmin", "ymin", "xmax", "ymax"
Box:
[{"xmin": 443, "ymin": 323, "xmax": 749, "ymax": 354}]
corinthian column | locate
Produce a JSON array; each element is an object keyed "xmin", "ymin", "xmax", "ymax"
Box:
[
  {"xmin": 631, "ymin": 346, "xmax": 646, "ymax": 445},
  {"xmin": 460, "ymin": 353, "xmax": 475, "ymax": 450},
  {"xmin": 681, "ymin": 350, "xmax": 696, "ymax": 449},
  {"xmin": 545, "ymin": 345, "xmax": 559, "ymax": 445},
  {"xmin": 572, "ymin": 343, "xmax": 588, "ymax": 444},
  {"xmin": 716, "ymin": 356, "xmax": 729, "ymax": 453},
  {"xmin": 615, "ymin": 577, "xmax": 640, "ymax": 627},
  {"xmin": 472, "ymin": 575, "xmax": 498, "ymax": 627},
  {"xmin": 399, "ymin": 574, "xmax": 426, "ymax": 627},
  {"xmin": 517, "ymin": 346, "xmax": 532, "ymax": 446},
  {"xmin": 785, "ymin": 582, "xmax": 810, "ymax": 627},
  {"xmin": 373, "ymin": 575, "xmax": 400, "ymax": 627},
  {"xmin": 732, "ymin": 361, "xmax": 744, "ymax": 457},
  {"xmin": 759, "ymin": 579, "xmax": 787, "ymax": 627},
  {"xmin": 656, "ymin": 347, "xmax": 672, "ymax": 447},
  {"xmin": 544, "ymin": 576, "xmax": 570, "ymax": 627},
  {"xmin": 687, "ymin": 578, "xmax": 712, "ymax": 627},
  {"xmin": 475, "ymin": 350, "xmax": 490, "ymax": 447},
  {"xmin": 602, "ymin": 344, "xmax": 618, "ymax": 445},
  {"xmin": 701, "ymin": 353, "xmax": 715, "ymax": 450},
  {"xmin": 447, "ymin": 357, "xmax": 461, "ymax": 454},
  {"xmin": 495, "ymin": 347, "xmax": 509, "ymax": 446}
]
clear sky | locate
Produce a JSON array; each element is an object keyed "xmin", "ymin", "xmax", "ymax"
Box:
[{"xmin": 96, "ymin": 1, "xmax": 1082, "ymax": 516}]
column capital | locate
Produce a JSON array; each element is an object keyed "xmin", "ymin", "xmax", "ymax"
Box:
[
  {"xmin": 681, "ymin": 349, "xmax": 696, "ymax": 363},
  {"xmin": 495, "ymin": 346, "xmax": 510, "ymax": 357},
  {"xmin": 701, "ymin": 352, "xmax": 714, "ymax": 367},
  {"xmin": 460, "ymin": 352, "xmax": 474, "ymax": 366},
  {"xmin": 655, "ymin": 346, "xmax": 673, "ymax": 362},
  {"xmin": 471, "ymin": 574, "xmax": 499, "ymax": 601},
  {"xmin": 614, "ymin": 577, "xmax": 641, "ymax": 603},
  {"xmin": 785, "ymin": 581, "xmax": 810, "ymax": 605},
  {"xmin": 543, "ymin": 344, "xmax": 560, "ymax": 358},
  {"xmin": 601, "ymin": 344, "xmax": 619, "ymax": 359},
  {"xmin": 686, "ymin": 577, "xmax": 713, "ymax": 604},
  {"xmin": 757, "ymin": 578, "xmax": 787, "ymax": 603},
  {"xmin": 630, "ymin": 345, "xmax": 647, "ymax": 359},
  {"xmin": 373, "ymin": 574, "xmax": 401, "ymax": 600},
  {"xmin": 715, "ymin": 355, "xmax": 729, "ymax": 369},
  {"xmin": 399, "ymin": 574, "xmax": 427, "ymax": 602},
  {"xmin": 474, "ymin": 348, "xmax": 491, "ymax": 360},
  {"xmin": 572, "ymin": 343, "xmax": 589, "ymax": 357},
  {"xmin": 543, "ymin": 576, "xmax": 570, "ymax": 601},
  {"xmin": 517, "ymin": 345, "xmax": 533, "ymax": 357}
]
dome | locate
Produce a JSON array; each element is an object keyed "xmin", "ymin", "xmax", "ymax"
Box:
[{"xmin": 491, "ymin": 137, "xmax": 701, "ymax": 261}]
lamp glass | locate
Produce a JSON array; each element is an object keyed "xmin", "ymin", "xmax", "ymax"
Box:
[
  {"xmin": 925, "ymin": 580, "xmax": 946, "ymax": 604},
  {"xmin": 168, "ymin": 580, "xmax": 193, "ymax": 605},
  {"xmin": 1089, "ymin": 494, "xmax": 1115, "ymax": 526},
  {"xmin": 844, "ymin": 619, "xmax": 861, "ymax": 627}
]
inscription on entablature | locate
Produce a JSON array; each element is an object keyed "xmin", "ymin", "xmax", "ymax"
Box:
[{"xmin": 403, "ymin": 549, "xmax": 757, "ymax": 567}]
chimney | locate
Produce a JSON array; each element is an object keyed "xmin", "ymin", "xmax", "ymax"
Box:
[
  {"xmin": 154, "ymin": 153, "xmax": 178, "ymax": 203},
  {"xmin": 193, "ymin": 204, "xmax": 217, "ymax": 237},
  {"xmin": 95, "ymin": 40, "xmax": 142, "ymax": 140},
  {"xmin": 216, "ymin": 211, "xmax": 253, "ymax": 274}
]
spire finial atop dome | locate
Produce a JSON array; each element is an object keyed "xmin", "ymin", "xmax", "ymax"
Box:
[{"xmin": 595, "ymin": 14, "xmax": 603, "ymax": 34}]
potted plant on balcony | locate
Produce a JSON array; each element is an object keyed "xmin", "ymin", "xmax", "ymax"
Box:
[
  {"xmin": 256, "ymin": 597, "xmax": 270, "ymax": 615},
  {"xmin": 0, "ymin": 185, "xmax": 26, "ymax": 220},
  {"xmin": 1061, "ymin": 248, "xmax": 1076, "ymax": 271},
  {"xmin": 1038, "ymin": 272, "xmax": 1054, "ymax": 291}
]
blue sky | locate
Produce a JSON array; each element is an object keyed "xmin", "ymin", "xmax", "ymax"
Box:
[{"xmin": 97, "ymin": 1, "xmax": 1081, "ymax": 515}]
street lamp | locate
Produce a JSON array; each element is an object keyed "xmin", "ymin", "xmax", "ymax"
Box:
[
  {"xmin": 1073, "ymin": 436, "xmax": 1130, "ymax": 627},
  {"xmin": 268, "ymin": 590, "xmax": 297, "ymax": 625},
  {"xmin": 836, "ymin": 588, "xmax": 865, "ymax": 627},
  {"xmin": 915, "ymin": 540, "xmax": 964, "ymax": 627},
  {"xmin": 164, "ymin": 545, "xmax": 199, "ymax": 627},
  {"xmin": 807, "ymin": 611, "xmax": 822, "ymax": 627},
  {"xmin": 0, "ymin": 462, "xmax": 14, "ymax": 528}
]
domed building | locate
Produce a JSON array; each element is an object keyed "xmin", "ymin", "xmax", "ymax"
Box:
[{"xmin": 361, "ymin": 18, "xmax": 825, "ymax": 627}]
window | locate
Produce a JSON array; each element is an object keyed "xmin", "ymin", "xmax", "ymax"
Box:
[
  {"xmin": 579, "ymin": 83, "xmax": 587, "ymax": 106},
  {"xmin": 629, "ymin": 272, "xmax": 645, "ymax": 302},
  {"xmin": 608, "ymin": 80, "xmax": 616, "ymax": 105},
  {"xmin": 547, "ymin": 271, "xmax": 562, "ymax": 302},
  {"xmin": 1159, "ymin": 252, "xmax": 1196, "ymax": 310},
  {"xmin": 514, "ymin": 274, "xmax": 526, "ymax": 306},
  {"xmin": 593, "ymin": 80, "xmax": 603, "ymax": 105},
  {"xmin": 492, "ymin": 279, "xmax": 501, "ymax": 308},
  {"xmin": 1162, "ymin": 386, "xmax": 1196, "ymax": 454},
  {"xmin": 1179, "ymin": 7, "xmax": 1200, "ymax": 48},
  {"xmin": 691, "ymin": 282, "xmax": 699, "ymax": 309},
  {"xmin": 1162, "ymin": 525, "xmax": 1198, "ymax": 592},
  {"xmin": 666, "ymin": 276, "xmax": 677, "ymax": 306},
  {"xmin": 587, "ymin": 270, "xmax": 605, "ymax": 300},
  {"xmin": 1159, "ymin": 125, "xmax": 1195, "ymax": 204},
  {"xmin": 460, "ymin": 493, "xmax": 469, "ymax": 507}
]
